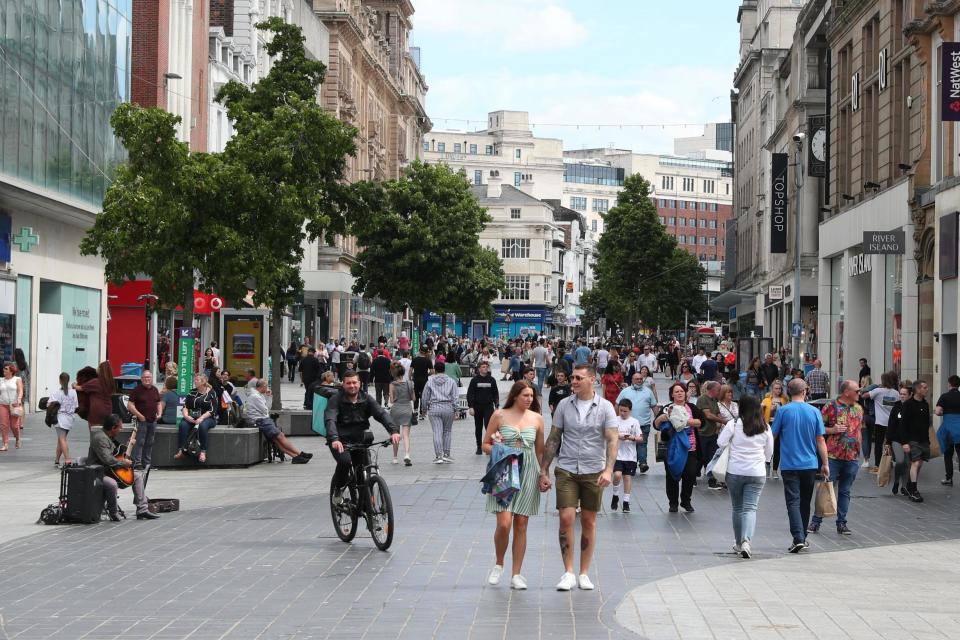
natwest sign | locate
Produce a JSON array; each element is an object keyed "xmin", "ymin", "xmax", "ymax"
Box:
[{"xmin": 942, "ymin": 42, "xmax": 960, "ymax": 121}]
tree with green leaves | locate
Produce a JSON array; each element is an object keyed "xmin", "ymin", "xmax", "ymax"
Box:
[
  {"xmin": 586, "ymin": 174, "xmax": 706, "ymax": 334},
  {"xmin": 216, "ymin": 17, "xmax": 358, "ymax": 406},
  {"xmin": 81, "ymin": 104, "xmax": 249, "ymax": 331},
  {"xmin": 350, "ymin": 161, "xmax": 504, "ymax": 334}
]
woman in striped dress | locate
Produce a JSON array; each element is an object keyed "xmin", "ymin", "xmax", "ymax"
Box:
[{"xmin": 482, "ymin": 380, "xmax": 544, "ymax": 590}]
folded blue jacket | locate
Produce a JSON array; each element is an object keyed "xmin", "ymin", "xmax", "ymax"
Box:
[{"xmin": 480, "ymin": 442, "xmax": 525, "ymax": 507}]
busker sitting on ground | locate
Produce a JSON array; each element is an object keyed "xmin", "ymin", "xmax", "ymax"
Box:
[
  {"xmin": 245, "ymin": 378, "xmax": 313, "ymax": 464},
  {"xmin": 87, "ymin": 414, "xmax": 159, "ymax": 520}
]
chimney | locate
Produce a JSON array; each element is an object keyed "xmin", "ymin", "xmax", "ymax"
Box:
[
  {"xmin": 487, "ymin": 170, "xmax": 502, "ymax": 198},
  {"xmin": 518, "ymin": 173, "xmax": 535, "ymax": 196}
]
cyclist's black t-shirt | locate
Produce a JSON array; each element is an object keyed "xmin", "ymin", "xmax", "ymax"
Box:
[
  {"xmin": 410, "ymin": 356, "xmax": 432, "ymax": 381},
  {"xmin": 936, "ymin": 388, "xmax": 960, "ymax": 414}
]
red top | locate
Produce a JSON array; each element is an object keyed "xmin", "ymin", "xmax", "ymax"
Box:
[
  {"xmin": 80, "ymin": 379, "xmax": 113, "ymax": 427},
  {"xmin": 129, "ymin": 384, "xmax": 161, "ymax": 422},
  {"xmin": 601, "ymin": 372, "xmax": 624, "ymax": 404}
]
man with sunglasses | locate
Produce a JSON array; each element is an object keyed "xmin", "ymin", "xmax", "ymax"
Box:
[{"xmin": 539, "ymin": 364, "xmax": 619, "ymax": 591}]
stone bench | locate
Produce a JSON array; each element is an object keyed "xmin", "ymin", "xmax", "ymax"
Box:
[
  {"xmin": 117, "ymin": 425, "xmax": 266, "ymax": 468},
  {"xmin": 276, "ymin": 409, "xmax": 316, "ymax": 436}
]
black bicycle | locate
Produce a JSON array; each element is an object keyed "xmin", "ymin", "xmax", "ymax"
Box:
[{"xmin": 329, "ymin": 432, "xmax": 395, "ymax": 551}]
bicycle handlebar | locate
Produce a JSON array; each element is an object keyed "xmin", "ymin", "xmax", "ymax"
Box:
[{"xmin": 342, "ymin": 439, "xmax": 392, "ymax": 451}]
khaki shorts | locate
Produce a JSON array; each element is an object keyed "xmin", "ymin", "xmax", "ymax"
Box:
[{"xmin": 555, "ymin": 468, "xmax": 603, "ymax": 512}]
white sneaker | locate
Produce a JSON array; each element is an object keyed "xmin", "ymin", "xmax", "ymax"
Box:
[
  {"xmin": 487, "ymin": 565, "xmax": 503, "ymax": 585},
  {"xmin": 578, "ymin": 574, "xmax": 595, "ymax": 590},
  {"xmin": 740, "ymin": 540, "xmax": 752, "ymax": 559},
  {"xmin": 732, "ymin": 543, "xmax": 741, "ymax": 554},
  {"xmin": 432, "ymin": 457, "xmax": 444, "ymax": 464},
  {"xmin": 442, "ymin": 455, "xmax": 454, "ymax": 463},
  {"xmin": 510, "ymin": 574, "xmax": 527, "ymax": 590},
  {"xmin": 392, "ymin": 458, "xmax": 399, "ymax": 465},
  {"xmin": 556, "ymin": 572, "xmax": 577, "ymax": 591}
]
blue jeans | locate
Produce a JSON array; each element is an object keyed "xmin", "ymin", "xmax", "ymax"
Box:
[
  {"xmin": 811, "ymin": 458, "xmax": 859, "ymax": 526},
  {"xmin": 177, "ymin": 416, "xmax": 217, "ymax": 452},
  {"xmin": 535, "ymin": 367, "xmax": 547, "ymax": 395},
  {"xmin": 726, "ymin": 473, "xmax": 766, "ymax": 544},
  {"xmin": 781, "ymin": 469, "xmax": 817, "ymax": 544},
  {"xmin": 132, "ymin": 421, "xmax": 156, "ymax": 467},
  {"xmin": 635, "ymin": 423, "xmax": 651, "ymax": 467}
]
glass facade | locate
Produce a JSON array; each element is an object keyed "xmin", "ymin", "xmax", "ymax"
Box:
[
  {"xmin": 0, "ymin": 0, "xmax": 132, "ymax": 205},
  {"xmin": 830, "ymin": 256, "xmax": 845, "ymax": 384},
  {"xmin": 715, "ymin": 122, "xmax": 734, "ymax": 152},
  {"xmin": 563, "ymin": 163, "xmax": 625, "ymax": 186}
]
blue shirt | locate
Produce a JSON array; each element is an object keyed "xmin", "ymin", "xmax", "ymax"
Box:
[
  {"xmin": 574, "ymin": 346, "xmax": 591, "ymax": 365},
  {"xmin": 772, "ymin": 401, "xmax": 825, "ymax": 471},
  {"xmin": 616, "ymin": 385, "xmax": 658, "ymax": 425}
]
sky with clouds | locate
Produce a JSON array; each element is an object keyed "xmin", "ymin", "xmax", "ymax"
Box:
[{"xmin": 410, "ymin": 0, "xmax": 741, "ymax": 155}]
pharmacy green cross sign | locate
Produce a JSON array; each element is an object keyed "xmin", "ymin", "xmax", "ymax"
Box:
[{"xmin": 12, "ymin": 227, "xmax": 39, "ymax": 252}]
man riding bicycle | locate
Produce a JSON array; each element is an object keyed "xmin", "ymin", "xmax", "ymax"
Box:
[{"xmin": 324, "ymin": 371, "xmax": 400, "ymax": 496}]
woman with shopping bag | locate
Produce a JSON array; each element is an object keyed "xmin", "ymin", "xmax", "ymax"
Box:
[{"xmin": 717, "ymin": 395, "xmax": 774, "ymax": 559}]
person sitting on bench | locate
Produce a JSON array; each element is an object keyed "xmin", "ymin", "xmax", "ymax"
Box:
[
  {"xmin": 246, "ymin": 378, "xmax": 313, "ymax": 464},
  {"xmin": 88, "ymin": 414, "xmax": 159, "ymax": 521}
]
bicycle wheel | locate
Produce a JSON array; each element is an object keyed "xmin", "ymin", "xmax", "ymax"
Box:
[
  {"xmin": 366, "ymin": 474, "xmax": 394, "ymax": 551},
  {"xmin": 329, "ymin": 475, "xmax": 358, "ymax": 542}
]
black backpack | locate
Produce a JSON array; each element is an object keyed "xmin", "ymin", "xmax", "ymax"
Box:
[
  {"xmin": 44, "ymin": 401, "xmax": 61, "ymax": 427},
  {"xmin": 357, "ymin": 351, "xmax": 371, "ymax": 370}
]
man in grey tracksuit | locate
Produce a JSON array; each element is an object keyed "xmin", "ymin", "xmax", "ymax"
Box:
[{"xmin": 422, "ymin": 361, "xmax": 460, "ymax": 464}]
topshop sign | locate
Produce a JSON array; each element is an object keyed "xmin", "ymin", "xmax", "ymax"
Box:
[{"xmin": 770, "ymin": 153, "xmax": 788, "ymax": 253}]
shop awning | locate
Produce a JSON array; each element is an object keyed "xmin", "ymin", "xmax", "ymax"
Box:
[{"xmin": 710, "ymin": 289, "xmax": 757, "ymax": 312}]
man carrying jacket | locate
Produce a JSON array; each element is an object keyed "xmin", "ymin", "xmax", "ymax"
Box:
[{"xmin": 467, "ymin": 361, "xmax": 500, "ymax": 456}]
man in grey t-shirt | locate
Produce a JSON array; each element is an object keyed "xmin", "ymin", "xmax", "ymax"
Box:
[
  {"xmin": 539, "ymin": 364, "xmax": 618, "ymax": 592},
  {"xmin": 532, "ymin": 338, "xmax": 550, "ymax": 396}
]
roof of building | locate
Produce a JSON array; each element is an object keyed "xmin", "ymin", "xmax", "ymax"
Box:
[
  {"xmin": 543, "ymin": 200, "xmax": 587, "ymax": 240},
  {"xmin": 469, "ymin": 184, "xmax": 546, "ymax": 207}
]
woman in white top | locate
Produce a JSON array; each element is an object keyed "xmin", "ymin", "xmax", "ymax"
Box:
[
  {"xmin": 0, "ymin": 362, "xmax": 24, "ymax": 451},
  {"xmin": 717, "ymin": 394, "xmax": 774, "ymax": 559},
  {"xmin": 717, "ymin": 384, "xmax": 739, "ymax": 425},
  {"xmin": 48, "ymin": 372, "xmax": 78, "ymax": 466}
]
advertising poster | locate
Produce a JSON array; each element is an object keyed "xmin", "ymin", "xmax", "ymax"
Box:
[
  {"xmin": 225, "ymin": 317, "xmax": 264, "ymax": 379},
  {"xmin": 176, "ymin": 327, "xmax": 196, "ymax": 396}
]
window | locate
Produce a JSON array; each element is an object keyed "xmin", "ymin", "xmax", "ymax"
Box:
[
  {"xmin": 544, "ymin": 240, "xmax": 550, "ymax": 262},
  {"xmin": 501, "ymin": 238, "xmax": 530, "ymax": 259},
  {"xmin": 658, "ymin": 198, "xmax": 667, "ymax": 207},
  {"xmin": 659, "ymin": 216, "xmax": 666, "ymax": 225},
  {"xmin": 514, "ymin": 172, "xmax": 521, "ymax": 187},
  {"xmin": 682, "ymin": 177, "xmax": 695, "ymax": 191},
  {"xmin": 703, "ymin": 179, "xmax": 715, "ymax": 194},
  {"xmin": 668, "ymin": 199, "xmax": 676, "ymax": 208},
  {"xmin": 699, "ymin": 219, "xmax": 707, "ymax": 228},
  {"xmin": 454, "ymin": 143, "xmax": 462, "ymax": 153},
  {"xmin": 678, "ymin": 234, "xmax": 686, "ymax": 243},
  {"xmin": 699, "ymin": 236, "xmax": 707, "ymax": 245},
  {"xmin": 437, "ymin": 142, "xmax": 445, "ymax": 152},
  {"xmin": 422, "ymin": 141, "xmax": 429, "ymax": 151},
  {"xmin": 661, "ymin": 176, "xmax": 674, "ymax": 190},
  {"xmin": 485, "ymin": 145, "xmax": 493, "ymax": 155},
  {"xmin": 709, "ymin": 220, "xmax": 716, "ymax": 229},
  {"xmin": 591, "ymin": 220, "xmax": 597, "ymax": 232},
  {"xmin": 667, "ymin": 217, "xmax": 676, "ymax": 226},
  {"xmin": 469, "ymin": 144, "xmax": 477, "ymax": 154},
  {"xmin": 709, "ymin": 237, "xmax": 717, "ymax": 246},
  {"xmin": 592, "ymin": 199, "xmax": 609, "ymax": 212},
  {"xmin": 725, "ymin": 183, "xmax": 730, "ymax": 195},
  {"xmin": 502, "ymin": 275, "xmax": 530, "ymax": 300},
  {"xmin": 474, "ymin": 170, "xmax": 482, "ymax": 185},
  {"xmin": 678, "ymin": 201, "xmax": 686, "ymax": 210},
  {"xmin": 570, "ymin": 196, "xmax": 587, "ymax": 210},
  {"xmin": 710, "ymin": 203, "xmax": 718, "ymax": 212},
  {"xmin": 510, "ymin": 208, "xmax": 521, "ymax": 220},
  {"xmin": 678, "ymin": 217, "xmax": 685, "ymax": 226},
  {"xmin": 544, "ymin": 280, "xmax": 551, "ymax": 303},
  {"xmin": 515, "ymin": 149, "xmax": 522, "ymax": 159}
]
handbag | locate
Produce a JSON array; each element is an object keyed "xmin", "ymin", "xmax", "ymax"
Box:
[
  {"xmin": 11, "ymin": 405, "xmax": 24, "ymax": 418},
  {"xmin": 814, "ymin": 479, "xmax": 838, "ymax": 517},
  {"xmin": 877, "ymin": 446, "xmax": 893, "ymax": 487},
  {"xmin": 654, "ymin": 429, "xmax": 668, "ymax": 462},
  {"xmin": 929, "ymin": 426, "xmax": 942, "ymax": 458},
  {"xmin": 706, "ymin": 446, "xmax": 729, "ymax": 484}
]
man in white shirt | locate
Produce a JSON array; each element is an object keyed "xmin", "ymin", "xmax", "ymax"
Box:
[
  {"xmin": 532, "ymin": 338, "xmax": 550, "ymax": 396},
  {"xmin": 691, "ymin": 347, "xmax": 708, "ymax": 377},
  {"xmin": 594, "ymin": 345, "xmax": 610, "ymax": 373},
  {"xmin": 399, "ymin": 351, "xmax": 413, "ymax": 382},
  {"xmin": 637, "ymin": 346, "xmax": 658, "ymax": 374},
  {"xmin": 246, "ymin": 379, "xmax": 312, "ymax": 463}
]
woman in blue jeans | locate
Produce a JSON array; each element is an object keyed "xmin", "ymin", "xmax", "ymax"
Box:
[
  {"xmin": 175, "ymin": 373, "xmax": 218, "ymax": 463},
  {"xmin": 717, "ymin": 395, "xmax": 774, "ymax": 559}
]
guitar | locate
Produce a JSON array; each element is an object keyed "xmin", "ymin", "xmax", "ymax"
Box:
[{"xmin": 109, "ymin": 422, "xmax": 138, "ymax": 488}]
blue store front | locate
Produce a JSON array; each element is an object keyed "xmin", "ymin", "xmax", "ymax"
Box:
[{"xmin": 492, "ymin": 306, "xmax": 549, "ymax": 339}]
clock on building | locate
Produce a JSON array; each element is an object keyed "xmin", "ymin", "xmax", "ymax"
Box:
[{"xmin": 807, "ymin": 115, "xmax": 827, "ymax": 177}]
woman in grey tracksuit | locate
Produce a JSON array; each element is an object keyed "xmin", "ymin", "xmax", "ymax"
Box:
[{"xmin": 422, "ymin": 361, "xmax": 460, "ymax": 464}]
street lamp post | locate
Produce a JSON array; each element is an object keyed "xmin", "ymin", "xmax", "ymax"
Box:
[{"xmin": 792, "ymin": 135, "xmax": 804, "ymax": 369}]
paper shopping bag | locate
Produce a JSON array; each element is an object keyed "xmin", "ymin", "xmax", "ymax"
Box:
[
  {"xmin": 877, "ymin": 449, "xmax": 893, "ymax": 487},
  {"xmin": 814, "ymin": 480, "xmax": 837, "ymax": 518},
  {"xmin": 929, "ymin": 426, "xmax": 942, "ymax": 459}
]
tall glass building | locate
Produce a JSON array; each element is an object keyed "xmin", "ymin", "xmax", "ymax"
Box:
[
  {"xmin": 0, "ymin": 0, "xmax": 131, "ymax": 407},
  {"xmin": 0, "ymin": 0, "xmax": 131, "ymax": 205}
]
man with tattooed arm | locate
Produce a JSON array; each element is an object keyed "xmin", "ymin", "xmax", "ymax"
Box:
[{"xmin": 538, "ymin": 364, "xmax": 619, "ymax": 591}]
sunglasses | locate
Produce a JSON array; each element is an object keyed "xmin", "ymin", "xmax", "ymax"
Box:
[{"xmin": 571, "ymin": 375, "xmax": 589, "ymax": 381}]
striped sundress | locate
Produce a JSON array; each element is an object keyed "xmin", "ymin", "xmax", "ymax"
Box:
[{"xmin": 486, "ymin": 426, "xmax": 541, "ymax": 516}]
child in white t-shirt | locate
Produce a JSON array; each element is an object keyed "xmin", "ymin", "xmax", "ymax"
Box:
[{"xmin": 612, "ymin": 399, "xmax": 643, "ymax": 512}]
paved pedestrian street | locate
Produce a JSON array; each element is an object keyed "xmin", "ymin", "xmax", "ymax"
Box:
[{"xmin": 1, "ymin": 379, "xmax": 959, "ymax": 640}]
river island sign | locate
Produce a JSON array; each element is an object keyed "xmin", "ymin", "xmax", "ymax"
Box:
[{"xmin": 863, "ymin": 230, "xmax": 905, "ymax": 255}]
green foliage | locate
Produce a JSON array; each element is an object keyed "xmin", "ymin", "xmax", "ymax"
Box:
[
  {"xmin": 80, "ymin": 104, "xmax": 247, "ymax": 324},
  {"xmin": 585, "ymin": 173, "xmax": 706, "ymax": 331},
  {"xmin": 350, "ymin": 161, "xmax": 505, "ymax": 319}
]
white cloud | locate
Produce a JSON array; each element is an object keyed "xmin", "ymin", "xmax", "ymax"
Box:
[
  {"xmin": 424, "ymin": 67, "xmax": 733, "ymax": 155},
  {"xmin": 413, "ymin": 0, "xmax": 587, "ymax": 52}
]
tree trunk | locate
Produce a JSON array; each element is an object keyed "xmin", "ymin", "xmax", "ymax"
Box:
[
  {"xmin": 270, "ymin": 304, "xmax": 283, "ymax": 410},
  {"xmin": 440, "ymin": 312, "xmax": 447, "ymax": 339}
]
